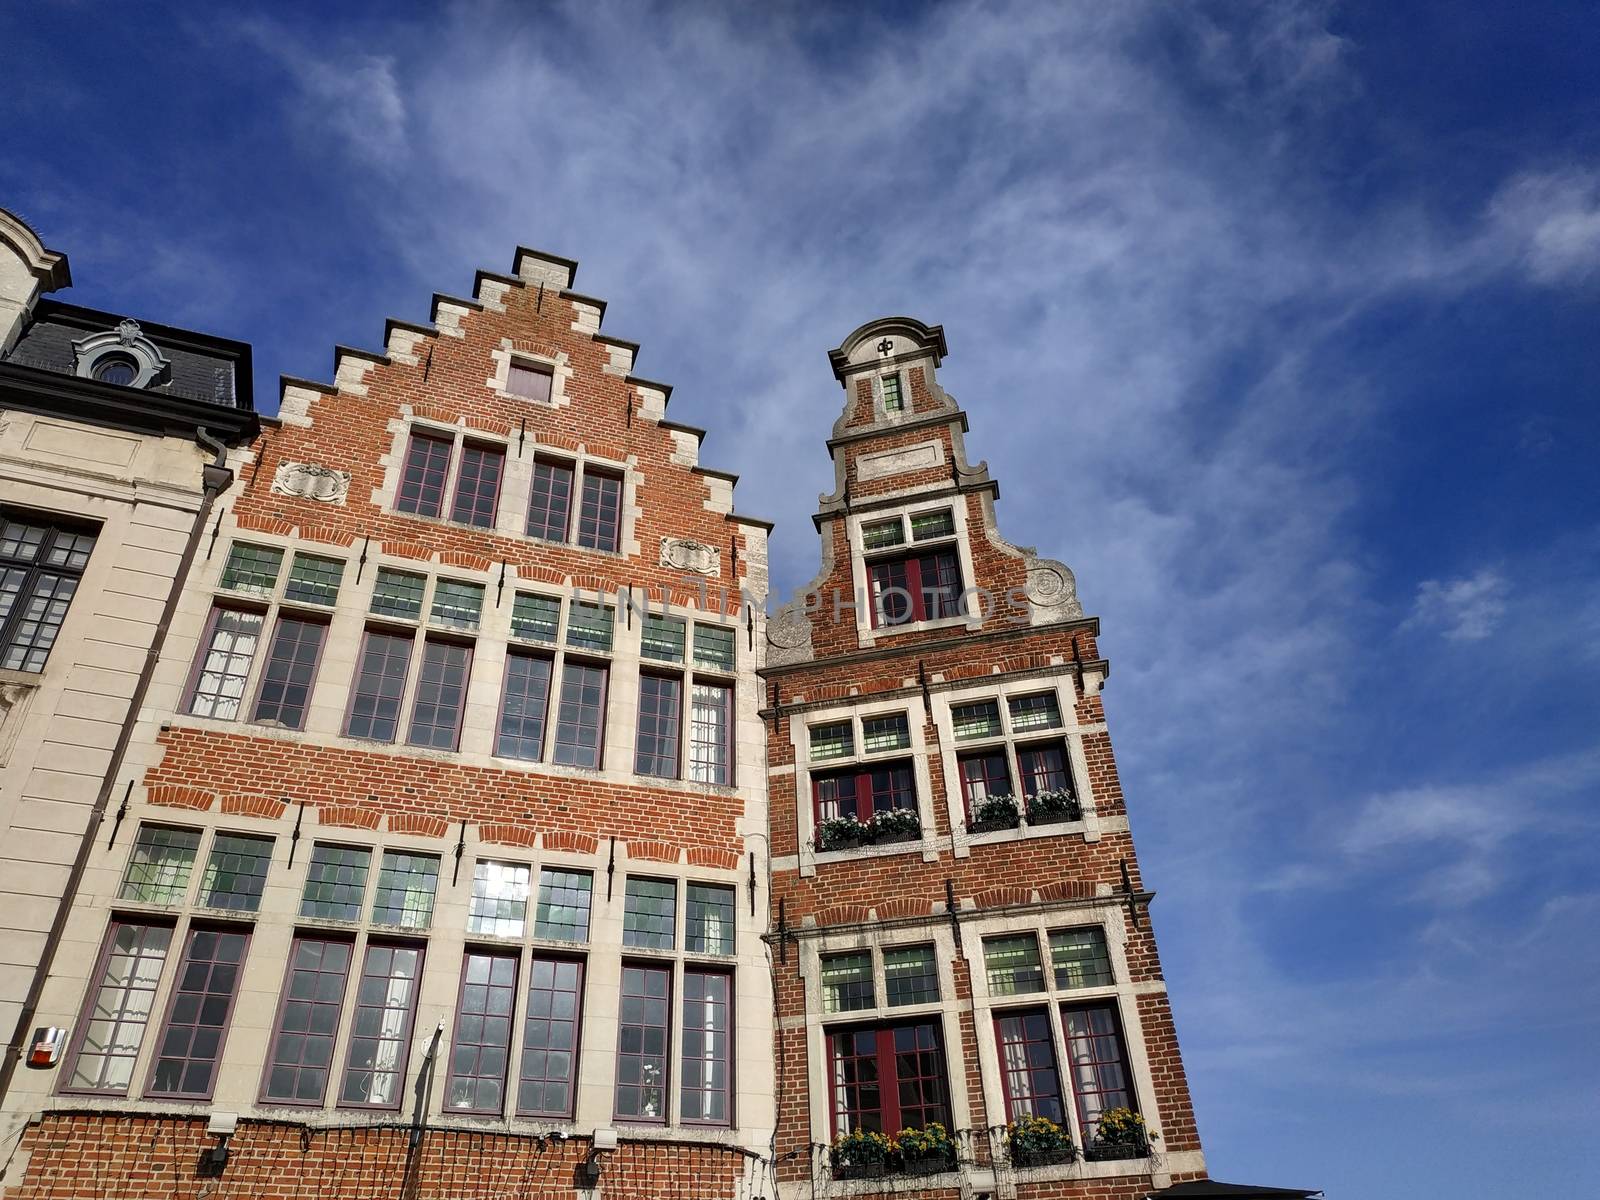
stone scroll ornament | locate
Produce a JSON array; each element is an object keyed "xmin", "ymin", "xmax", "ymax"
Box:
[
  {"xmin": 271, "ymin": 462, "xmax": 351, "ymax": 504},
  {"xmin": 659, "ymin": 536, "xmax": 721, "ymax": 577}
]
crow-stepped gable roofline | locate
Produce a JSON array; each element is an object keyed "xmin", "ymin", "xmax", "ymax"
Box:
[{"xmin": 828, "ymin": 315, "xmax": 948, "ymax": 385}]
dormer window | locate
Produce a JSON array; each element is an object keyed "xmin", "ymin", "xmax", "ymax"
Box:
[
  {"xmin": 881, "ymin": 373, "xmax": 904, "ymax": 413},
  {"xmin": 90, "ymin": 354, "xmax": 139, "ymax": 385},
  {"xmin": 859, "ymin": 507, "xmax": 964, "ymax": 628}
]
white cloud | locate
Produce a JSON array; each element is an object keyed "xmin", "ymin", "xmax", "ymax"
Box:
[
  {"xmin": 1488, "ymin": 168, "xmax": 1600, "ymax": 286},
  {"xmin": 1403, "ymin": 568, "xmax": 1509, "ymax": 641}
]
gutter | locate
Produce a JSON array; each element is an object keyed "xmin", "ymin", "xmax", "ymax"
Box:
[{"xmin": 0, "ymin": 427, "xmax": 235, "ymax": 1109}]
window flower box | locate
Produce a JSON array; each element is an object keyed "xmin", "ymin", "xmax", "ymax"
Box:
[
  {"xmin": 1084, "ymin": 1108, "xmax": 1153, "ymax": 1161},
  {"xmin": 818, "ymin": 816, "xmax": 871, "ymax": 852},
  {"xmin": 969, "ymin": 794, "xmax": 1020, "ymax": 833},
  {"xmin": 900, "ymin": 1152, "xmax": 957, "ymax": 1176},
  {"xmin": 894, "ymin": 1123, "xmax": 956, "ymax": 1175},
  {"xmin": 831, "ymin": 1129, "xmax": 891, "ymax": 1179},
  {"xmin": 1026, "ymin": 788, "xmax": 1082, "ymax": 826},
  {"xmin": 868, "ymin": 807, "xmax": 922, "ymax": 844},
  {"xmin": 1006, "ymin": 1114, "xmax": 1075, "ymax": 1168}
]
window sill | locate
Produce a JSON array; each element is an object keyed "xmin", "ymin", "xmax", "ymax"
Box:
[
  {"xmin": 962, "ymin": 814, "xmax": 1090, "ymax": 848},
  {"xmin": 863, "ymin": 614, "xmax": 975, "ymax": 640},
  {"xmin": 812, "ymin": 836, "xmax": 931, "ymax": 866}
]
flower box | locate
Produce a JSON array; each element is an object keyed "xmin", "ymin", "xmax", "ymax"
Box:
[
  {"xmin": 1026, "ymin": 789, "xmax": 1082, "ymax": 826},
  {"xmin": 970, "ymin": 795, "xmax": 1020, "ymax": 833},
  {"xmin": 818, "ymin": 817, "xmax": 870, "ymax": 852},
  {"xmin": 832, "ymin": 1160, "xmax": 886, "ymax": 1180},
  {"xmin": 868, "ymin": 808, "xmax": 922, "ymax": 844},
  {"xmin": 1011, "ymin": 1146, "xmax": 1075, "ymax": 1169},
  {"xmin": 900, "ymin": 1152, "xmax": 956, "ymax": 1176},
  {"xmin": 1083, "ymin": 1139, "xmax": 1148, "ymax": 1162}
]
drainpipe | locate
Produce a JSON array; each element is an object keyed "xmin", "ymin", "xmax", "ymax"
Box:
[{"xmin": 0, "ymin": 427, "xmax": 234, "ymax": 1109}]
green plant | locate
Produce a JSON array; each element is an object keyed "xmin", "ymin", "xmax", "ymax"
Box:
[
  {"xmin": 894, "ymin": 1122, "xmax": 955, "ymax": 1162},
  {"xmin": 1026, "ymin": 788, "xmax": 1081, "ymax": 823},
  {"xmin": 818, "ymin": 815, "xmax": 868, "ymax": 851},
  {"xmin": 831, "ymin": 1128, "xmax": 892, "ymax": 1167},
  {"xmin": 869, "ymin": 806, "xmax": 921, "ymax": 841},
  {"xmin": 1094, "ymin": 1107, "xmax": 1154, "ymax": 1147},
  {"xmin": 971, "ymin": 794, "xmax": 1020, "ymax": 830},
  {"xmin": 1006, "ymin": 1114, "xmax": 1072, "ymax": 1157}
]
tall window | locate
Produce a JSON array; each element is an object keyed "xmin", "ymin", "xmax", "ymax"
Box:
[
  {"xmin": 635, "ymin": 674, "xmax": 682, "ymax": 778},
  {"xmin": 813, "ymin": 762, "xmax": 916, "ymax": 825},
  {"xmin": 857, "ymin": 507, "xmax": 963, "ymax": 628},
  {"xmin": 518, "ymin": 956, "xmax": 583, "ymax": 1116},
  {"xmin": 1062, "ymin": 1004, "xmax": 1136, "ymax": 1140},
  {"xmin": 339, "ymin": 943, "xmax": 423, "ymax": 1108},
  {"xmin": 450, "ymin": 443, "xmax": 504, "ymax": 528},
  {"xmin": 576, "ymin": 469, "xmax": 623, "ymax": 551},
  {"xmin": 262, "ymin": 937, "xmax": 353, "ymax": 1105},
  {"xmin": 680, "ymin": 971, "xmax": 731, "ymax": 1125},
  {"xmin": 406, "ymin": 639, "xmax": 472, "ymax": 750},
  {"xmin": 0, "ymin": 514, "xmax": 97, "ymax": 672},
  {"xmin": 395, "ymin": 431, "xmax": 453, "ymax": 518},
  {"xmin": 345, "ymin": 630, "xmax": 413, "ymax": 741},
  {"xmin": 446, "ymin": 952, "xmax": 518, "ymax": 1113},
  {"xmin": 689, "ymin": 683, "xmax": 732, "ymax": 785},
  {"xmin": 63, "ymin": 921, "xmax": 172, "ymax": 1093},
  {"xmin": 950, "ymin": 691, "xmax": 1079, "ymax": 824},
  {"xmin": 880, "ymin": 372, "xmax": 903, "ymax": 412},
  {"xmin": 186, "ymin": 608, "xmax": 264, "ymax": 719},
  {"xmin": 633, "ymin": 613, "xmax": 735, "ymax": 784},
  {"xmin": 828, "ymin": 1022, "xmax": 950, "ymax": 1136},
  {"xmin": 525, "ymin": 456, "xmax": 623, "ymax": 551},
  {"xmin": 526, "ymin": 459, "xmax": 574, "ymax": 542},
  {"xmin": 995, "ymin": 1010, "xmax": 1065, "ymax": 1123},
  {"xmin": 552, "ymin": 660, "xmax": 607, "ymax": 768},
  {"xmin": 146, "ymin": 926, "xmax": 249, "ymax": 1100},
  {"xmin": 251, "ymin": 615, "xmax": 327, "ymax": 729},
  {"xmin": 615, "ymin": 964, "xmax": 671, "ymax": 1122},
  {"xmin": 497, "ymin": 652, "xmax": 552, "ymax": 760}
]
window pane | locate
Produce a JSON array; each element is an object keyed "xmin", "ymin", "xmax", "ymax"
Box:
[
  {"xmin": 881, "ymin": 372, "xmax": 903, "ymax": 412},
  {"xmin": 263, "ymin": 937, "xmax": 353, "ymax": 1105},
  {"xmin": 615, "ymin": 965, "xmax": 671, "ymax": 1121},
  {"xmin": 119, "ymin": 825, "xmax": 200, "ymax": 905},
  {"xmin": 519, "ymin": 957, "xmax": 582, "ymax": 1116},
  {"xmin": 634, "ymin": 674, "xmax": 682, "ymax": 779},
  {"xmin": 406, "ymin": 639, "xmax": 472, "ymax": 750},
  {"xmin": 371, "ymin": 852, "xmax": 439, "ymax": 929},
  {"xmin": 497, "ymin": 652, "xmax": 552, "ymax": 760},
  {"xmin": 810, "ymin": 721, "xmax": 854, "ymax": 761},
  {"xmin": 42, "ymin": 526, "xmax": 96, "ymax": 569},
  {"xmin": 1008, "ymin": 692, "xmax": 1063, "ymax": 731},
  {"xmin": 867, "ymin": 557, "xmax": 912, "ymax": 626},
  {"xmin": 534, "ymin": 869, "xmax": 593, "ymax": 942},
  {"xmin": 689, "ymin": 683, "xmax": 732, "ymax": 786},
  {"xmin": 623, "ymin": 877, "xmax": 676, "ymax": 950},
  {"xmin": 187, "ymin": 608, "xmax": 263, "ymax": 719},
  {"xmin": 510, "ymin": 592, "xmax": 560, "ymax": 643},
  {"xmin": 890, "ymin": 1021, "xmax": 952, "ymax": 1130},
  {"xmin": 526, "ymin": 459, "xmax": 574, "ymax": 542},
  {"xmin": 551, "ymin": 662, "xmax": 607, "ymax": 768},
  {"xmin": 685, "ymin": 883, "xmax": 734, "ymax": 955},
  {"xmin": 219, "ymin": 542, "xmax": 283, "ymax": 594},
  {"xmin": 345, "ymin": 631, "xmax": 413, "ymax": 741},
  {"xmin": 692, "ymin": 623, "xmax": 735, "ymax": 670},
  {"xmin": 370, "ymin": 569, "xmax": 425, "ymax": 620},
  {"xmin": 430, "ymin": 580, "xmax": 484, "ymax": 630},
  {"xmin": 960, "ymin": 751, "xmax": 1014, "ymax": 809},
  {"xmin": 467, "ymin": 861, "xmax": 531, "ymax": 937},
  {"xmin": 199, "ymin": 833, "xmax": 273, "ymax": 912},
  {"xmin": 1061, "ymin": 1004, "xmax": 1135, "ymax": 1139},
  {"xmin": 884, "ymin": 946, "xmax": 938, "ymax": 1006},
  {"xmin": 4, "ymin": 569, "xmax": 81, "ymax": 670},
  {"xmin": 450, "ymin": 443, "xmax": 504, "ymax": 528},
  {"xmin": 284, "ymin": 553, "xmax": 344, "ymax": 606},
  {"xmin": 820, "ymin": 952, "xmax": 874, "ymax": 1013},
  {"xmin": 910, "ymin": 509, "xmax": 955, "ymax": 541},
  {"xmin": 576, "ymin": 470, "xmax": 622, "ymax": 552},
  {"xmin": 828, "ymin": 1027, "xmax": 883, "ymax": 1134},
  {"xmin": 984, "ymin": 935, "xmax": 1045, "ymax": 996},
  {"xmin": 952, "ymin": 700, "xmax": 1002, "ymax": 740},
  {"xmin": 861, "ymin": 519, "xmax": 904, "ymax": 550},
  {"xmin": 147, "ymin": 927, "xmax": 248, "ymax": 1099},
  {"xmin": 681, "ymin": 971, "xmax": 731, "ymax": 1124},
  {"xmin": 67, "ymin": 922, "xmax": 172, "ymax": 1092},
  {"xmin": 0, "ymin": 519, "xmax": 48, "ymax": 562},
  {"xmin": 507, "ymin": 362, "xmax": 553, "ymax": 403},
  {"xmin": 862, "ymin": 713, "xmax": 910, "ymax": 753},
  {"xmin": 1050, "ymin": 928, "xmax": 1114, "ymax": 989},
  {"xmin": 339, "ymin": 943, "xmax": 422, "ymax": 1107},
  {"xmin": 566, "ymin": 601, "xmax": 613, "ymax": 652},
  {"xmin": 996, "ymin": 1010, "xmax": 1065, "ymax": 1124},
  {"xmin": 395, "ymin": 432, "xmax": 452, "ymax": 518},
  {"xmin": 1019, "ymin": 744, "xmax": 1075, "ymax": 800},
  {"xmin": 251, "ymin": 616, "xmax": 327, "ymax": 730},
  {"xmin": 641, "ymin": 614, "xmax": 686, "ymax": 662},
  {"xmin": 300, "ymin": 845, "xmax": 372, "ymax": 921},
  {"xmin": 446, "ymin": 952, "xmax": 518, "ymax": 1113}
]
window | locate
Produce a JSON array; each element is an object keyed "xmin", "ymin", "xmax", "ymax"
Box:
[
  {"xmin": 262, "ymin": 937, "xmax": 353, "ymax": 1105},
  {"xmin": 370, "ymin": 568, "xmax": 426, "ymax": 620},
  {"xmin": 526, "ymin": 458, "xmax": 574, "ymax": 542},
  {"xmin": 985, "ymin": 934, "xmax": 1046, "ymax": 996},
  {"xmin": 635, "ymin": 674, "xmax": 682, "ymax": 778},
  {"xmin": 952, "ymin": 700, "xmax": 1002, "ymax": 740},
  {"xmin": 552, "ymin": 661, "xmax": 607, "ymax": 768},
  {"xmin": 809, "ymin": 721, "xmax": 854, "ymax": 761},
  {"xmin": 641, "ymin": 614, "xmax": 687, "ymax": 662},
  {"xmin": 881, "ymin": 372, "xmax": 903, "ymax": 412},
  {"xmin": 689, "ymin": 683, "xmax": 732, "ymax": 785},
  {"xmin": 518, "ymin": 956, "xmax": 583, "ymax": 1116},
  {"xmin": 64, "ymin": 921, "xmax": 172, "ymax": 1093},
  {"xmin": 450, "ymin": 443, "xmax": 504, "ymax": 528},
  {"xmin": 821, "ymin": 952, "xmax": 874, "ymax": 1013},
  {"xmin": 339, "ymin": 943, "xmax": 423, "ymax": 1108},
  {"xmin": 406, "ymin": 639, "xmax": 472, "ymax": 750},
  {"xmin": 251, "ymin": 615, "xmax": 327, "ymax": 730},
  {"xmin": 828, "ymin": 1021, "xmax": 950, "ymax": 1136},
  {"xmin": 370, "ymin": 851, "xmax": 439, "ymax": 929},
  {"xmin": 147, "ymin": 926, "xmax": 248, "ymax": 1099},
  {"xmin": 344, "ymin": 630, "xmax": 413, "ymax": 741},
  {"xmin": 949, "ymin": 691, "xmax": 1080, "ymax": 826},
  {"xmin": 681, "ymin": 971, "xmax": 731, "ymax": 1125},
  {"xmin": 692, "ymin": 623, "xmax": 735, "ymax": 670},
  {"xmin": 623, "ymin": 877, "xmax": 676, "ymax": 950},
  {"xmin": 615, "ymin": 964, "xmax": 671, "ymax": 1121},
  {"xmin": 1061, "ymin": 1004, "xmax": 1136, "ymax": 1139},
  {"xmin": 959, "ymin": 749, "xmax": 1013, "ymax": 811},
  {"xmin": 576, "ymin": 469, "xmax": 622, "ymax": 552},
  {"xmin": 186, "ymin": 608, "xmax": 264, "ymax": 719},
  {"xmin": 1050, "ymin": 928, "xmax": 1113, "ymax": 989},
  {"xmin": 534, "ymin": 868, "xmax": 593, "ymax": 941},
  {"xmin": 995, "ymin": 1010, "xmax": 1065, "ymax": 1123},
  {"xmin": 395, "ymin": 431, "xmax": 453, "ymax": 518},
  {"xmin": 91, "ymin": 353, "xmax": 138, "ymax": 385},
  {"xmin": 510, "ymin": 592, "xmax": 560, "ymax": 643},
  {"xmin": 284, "ymin": 553, "xmax": 344, "ymax": 606},
  {"xmin": 218, "ymin": 541, "xmax": 283, "ymax": 595},
  {"xmin": 526, "ymin": 457, "xmax": 623, "ymax": 551},
  {"xmin": 910, "ymin": 509, "xmax": 954, "ymax": 541},
  {"xmin": 199, "ymin": 833, "xmax": 273, "ymax": 912},
  {"xmin": 884, "ymin": 945, "xmax": 939, "ymax": 1006},
  {"xmin": 867, "ymin": 548, "xmax": 962, "ymax": 627},
  {"xmin": 566, "ymin": 601, "xmax": 613, "ymax": 652},
  {"xmin": 497, "ymin": 651, "xmax": 553, "ymax": 760},
  {"xmin": 468, "ymin": 861, "xmax": 531, "ymax": 937},
  {"xmin": 1008, "ymin": 692, "xmax": 1063, "ymax": 731},
  {"xmin": 685, "ymin": 883, "xmax": 734, "ymax": 955},
  {"xmin": 861, "ymin": 519, "xmax": 904, "ymax": 550},
  {"xmin": 1017, "ymin": 744, "xmax": 1072, "ymax": 798},
  {"xmin": 447, "ymin": 951, "xmax": 518, "ymax": 1113},
  {"xmin": 862, "ymin": 713, "xmax": 910, "ymax": 753},
  {"xmin": 119, "ymin": 825, "xmax": 200, "ymax": 904},
  {"xmin": 300, "ymin": 844, "xmax": 371, "ymax": 921},
  {"xmin": 429, "ymin": 580, "xmax": 484, "ymax": 631},
  {"xmin": 507, "ymin": 361, "xmax": 553, "ymax": 403},
  {"xmin": 813, "ymin": 762, "xmax": 916, "ymax": 825}
]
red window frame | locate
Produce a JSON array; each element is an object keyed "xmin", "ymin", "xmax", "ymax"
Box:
[
  {"xmin": 1018, "ymin": 741, "xmax": 1074, "ymax": 799},
  {"xmin": 615, "ymin": 962, "xmax": 672, "ymax": 1123},
  {"xmin": 395, "ymin": 431, "xmax": 453, "ymax": 518},
  {"xmin": 994, "ymin": 1008, "xmax": 1066, "ymax": 1124},
  {"xmin": 145, "ymin": 924, "xmax": 251, "ymax": 1101},
  {"xmin": 517, "ymin": 955, "xmax": 585, "ymax": 1118},
  {"xmin": 812, "ymin": 760, "xmax": 916, "ymax": 831},
  {"xmin": 1060, "ymin": 1002, "xmax": 1138, "ymax": 1139},
  {"xmin": 680, "ymin": 969, "xmax": 733, "ymax": 1127},
  {"xmin": 958, "ymin": 749, "xmax": 1013, "ymax": 819},
  {"xmin": 445, "ymin": 950, "xmax": 519, "ymax": 1115},
  {"xmin": 337, "ymin": 941, "xmax": 425, "ymax": 1110},
  {"xmin": 259, "ymin": 935, "xmax": 354, "ymax": 1106},
  {"xmin": 827, "ymin": 1019, "xmax": 951, "ymax": 1137},
  {"xmin": 449, "ymin": 442, "xmax": 505, "ymax": 528},
  {"xmin": 250, "ymin": 613, "xmax": 329, "ymax": 730},
  {"xmin": 866, "ymin": 549, "xmax": 962, "ymax": 628}
]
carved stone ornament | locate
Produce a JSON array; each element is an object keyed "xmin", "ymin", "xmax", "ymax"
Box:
[
  {"xmin": 1023, "ymin": 558, "xmax": 1085, "ymax": 621},
  {"xmin": 272, "ymin": 461, "xmax": 351, "ymax": 504},
  {"xmin": 71, "ymin": 318, "xmax": 171, "ymax": 389},
  {"xmin": 765, "ymin": 604, "xmax": 815, "ymax": 666},
  {"xmin": 659, "ymin": 536, "xmax": 721, "ymax": 577}
]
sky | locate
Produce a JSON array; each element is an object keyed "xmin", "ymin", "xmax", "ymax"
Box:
[{"xmin": 3, "ymin": 2, "xmax": 1598, "ymax": 1196}]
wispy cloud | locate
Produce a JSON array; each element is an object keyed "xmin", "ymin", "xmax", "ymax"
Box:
[{"xmin": 1403, "ymin": 568, "xmax": 1509, "ymax": 641}]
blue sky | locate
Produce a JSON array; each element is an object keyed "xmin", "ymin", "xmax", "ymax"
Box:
[{"xmin": 4, "ymin": 3, "xmax": 1597, "ymax": 1196}]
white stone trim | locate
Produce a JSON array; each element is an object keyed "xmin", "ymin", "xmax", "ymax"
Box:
[{"xmin": 487, "ymin": 341, "xmax": 573, "ymax": 411}]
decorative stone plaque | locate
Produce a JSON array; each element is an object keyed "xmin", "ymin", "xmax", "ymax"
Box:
[
  {"xmin": 271, "ymin": 462, "xmax": 351, "ymax": 504},
  {"xmin": 660, "ymin": 536, "xmax": 721, "ymax": 577}
]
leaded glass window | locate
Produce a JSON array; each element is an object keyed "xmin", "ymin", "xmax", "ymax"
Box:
[
  {"xmin": 821, "ymin": 952, "xmax": 874, "ymax": 1013},
  {"xmin": 692, "ymin": 623, "xmax": 735, "ymax": 670},
  {"xmin": 370, "ymin": 851, "xmax": 439, "ymax": 929},
  {"xmin": 284, "ymin": 553, "xmax": 344, "ymax": 605},
  {"xmin": 862, "ymin": 713, "xmax": 910, "ymax": 753},
  {"xmin": 1008, "ymin": 692, "xmax": 1063, "ymax": 731},
  {"xmin": 510, "ymin": 592, "xmax": 560, "ymax": 642},
  {"xmin": 861, "ymin": 518, "xmax": 904, "ymax": 550},
  {"xmin": 1050, "ymin": 927, "xmax": 1114, "ymax": 989},
  {"xmin": 219, "ymin": 542, "xmax": 283, "ymax": 594},
  {"xmin": 467, "ymin": 861, "xmax": 531, "ymax": 938},
  {"xmin": 370, "ymin": 569, "xmax": 425, "ymax": 620},
  {"xmin": 119, "ymin": 825, "xmax": 200, "ymax": 905},
  {"xmin": 198, "ymin": 833, "xmax": 273, "ymax": 912},
  {"xmin": 685, "ymin": 883, "xmax": 734, "ymax": 955},
  {"xmin": 884, "ymin": 945, "xmax": 939, "ymax": 1006},
  {"xmin": 641, "ymin": 613, "xmax": 686, "ymax": 662},
  {"xmin": 984, "ymin": 934, "xmax": 1045, "ymax": 996},
  {"xmin": 534, "ymin": 869, "xmax": 593, "ymax": 942},
  {"xmin": 952, "ymin": 699, "xmax": 1002, "ymax": 740},
  {"xmin": 910, "ymin": 509, "xmax": 955, "ymax": 541},
  {"xmin": 300, "ymin": 844, "xmax": 371, "ymax": 921},
  {"xmin": 810, "ymin": 721, "xmax": 853, "ymax": 761},
  {"xmin": 429, "ymin": 579, "xmax": 484, "ymax": 630},
  {"xmin": 622, "ymin": 877, "xmax": 676, "ymax": 950},
  {"xmin": 566, "ymin": 601, "xmax": 613, "ymax": 652}
]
